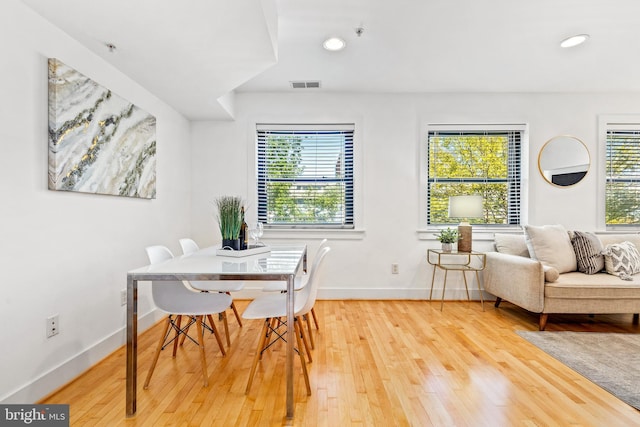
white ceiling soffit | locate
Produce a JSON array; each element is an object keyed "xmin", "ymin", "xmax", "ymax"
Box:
[
  {"xmin": 238, "ymin": 0, "xmax": 640, "ymax": 94},
  {"xmin": 20, "ymin": 0, "xmax": 640, "ymax": 119},
  {"xmin": 21, "ymin": 0, "xmax": 278, "ymax": 120}
]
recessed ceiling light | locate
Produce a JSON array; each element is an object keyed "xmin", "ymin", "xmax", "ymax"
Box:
[
  {"xmin": 323, "ymin": 37, "xmax": 346, "ymax": 51},
  {"xmin": 560, "ymin": 34, "xmax": 589, "ymax": 48}
]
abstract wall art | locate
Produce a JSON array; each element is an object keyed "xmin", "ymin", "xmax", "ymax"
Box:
[{"xmin": 48, "ymin": 58, "xmax": 157, "ymax": 199}]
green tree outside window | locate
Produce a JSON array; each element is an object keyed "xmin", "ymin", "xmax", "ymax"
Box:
[
  {"xmin": 606, "ymin": 131, "xmax": 640, "ymax": 225},
  {"xmin": 427, "ymin": 131, "xmax": 521, "ymax": 226},
  {"xmin": 257, "ymin": 126, "xmax": 354, "ymax": 227}
]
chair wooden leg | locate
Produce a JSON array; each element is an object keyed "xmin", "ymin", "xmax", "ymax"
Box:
[
  {"xmin": 221, "ymin": 311, "xmax": 231, "ymax": 347},
  {"xmin": 261, "ymin": 318, "xmax": 279, "ymax": 360},
  {"xmin": 206, "ymin": 314, "xmax": 216, "ymax": 342},
  {"xmin": 179, "ymin": 323, "xmax": 189, "ymax": 346},
  {"xmin": 172, "ymin": 315, "xmax": 183, "ymax": 357},
  {"xmin": 304, "ymin": 313, "xmax": 315, "ymax": 349},
  {"xmin": 294, "ymin": 319, "xmax": 312, "ymax": 396},
  {"xmin": 207, "ymin": 314, "xmax": 226, "ymax": 356},
  {"xmin": 246, "ymin": 319, "xmax": 270, "ymax": 395},
  {"xmin": 144, "ymin": 316, "xmax": 171, "ymax": 389},
  {"xmin": 229, "ymin": 296, "xmax": 243, "ymax": 327},
  {"xmin": 179, "ymin": 315, "xmax": 197, "ymax": 346},
  {"xmin": 201, "ymin": 313, "xmax": 222, "ymax": 340},
  {"xmin": 195, "ymin": 315, "xmax": 209, "ymax": 387},
  {"xmin": 298, "ymin": 316, "xmax": 312, "ymax": 363},
  {"xmin": 494, "ymin": 297, "xmax": 502, "ymax": 308},
  {"xmin": 634, "ymin": 313, "xmax": 639, "ymax": 325},
  {"xmin": 311, "ymin": 307, "xmax": 320, "ymax": 330}
]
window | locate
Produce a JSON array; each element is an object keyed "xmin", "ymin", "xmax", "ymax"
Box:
[
  {"xmin": 256, "ymin": 124, "xmax": 354, "ymax": 228},
  {"xmin": 427, "ymin": 125, "xmax": 523, "ymax": 226},
  {"xmin": 605, "ymin": 125, "xmax": 640, "ymax": 226}
]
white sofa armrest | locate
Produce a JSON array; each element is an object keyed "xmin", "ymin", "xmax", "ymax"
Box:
[{"xmin": 483, "ymin": 252, "xmax": 545, "ymax": 313}]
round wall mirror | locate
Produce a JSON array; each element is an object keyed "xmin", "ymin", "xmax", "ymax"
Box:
[{"xmin": 538, "ymin": 135, "xmax": 590, "ymax": 187}]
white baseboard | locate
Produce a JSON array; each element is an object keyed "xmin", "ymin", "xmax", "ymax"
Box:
[
  {"xmin": 316, "ymin": 287, "xmax": 494, "ymax": 300},
  {"xmin": 235, "ymin": 287, "xmax": 494, "ymax": 301},
  {"xmin": 0, "ymin": 309, "xmax": 163, "ymax": 404}
]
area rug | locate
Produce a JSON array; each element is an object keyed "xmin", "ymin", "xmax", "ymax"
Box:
[{"xmin": 517, "ymin": 331, "xmax": 640, "ymax": 410}]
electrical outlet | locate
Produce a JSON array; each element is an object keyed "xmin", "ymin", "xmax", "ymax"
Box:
[
  {"xmin": 46, "ymin": 314, "xmax": 59, "ymax": 338},
  {"xmin": 391, "ymin": 263, "xmax": 399, "ymax": 274},
  {"xmin": 121, "ymin": 289, "xmax": 127, "ymax": 306}
]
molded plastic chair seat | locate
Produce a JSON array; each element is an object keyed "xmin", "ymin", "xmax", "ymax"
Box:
[
  {"xmin": 144, "ymin": 245, "xmax": 232, "ymax": 389},
  {"xmin": 259, "ymin": 277, "xmax": 306, "ymax": 293},
  {"xmin": 186, "ymin": 280, "xmax": 245, "ymax": 293},
  {"xmin": 153, "ymin": 296, "xmax": 231, "ymax": 316},
  {"xmin": 242, "ymin": 284, "xmax": 307, "ymax": 320}
]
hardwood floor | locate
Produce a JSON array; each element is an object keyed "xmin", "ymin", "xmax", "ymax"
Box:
[{"xmin": 41, "ymin": 300, "xmax": 640, "ymax": 426}]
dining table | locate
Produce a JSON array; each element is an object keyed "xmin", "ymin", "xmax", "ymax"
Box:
[{"xmin": 125, "ymin": 244, "xmax": 308, "ymax": 419}]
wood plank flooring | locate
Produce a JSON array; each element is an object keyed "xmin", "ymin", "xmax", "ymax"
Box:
[{"xmin": 41, "ymin": 300, "xmax": 640, "ymax": 426}]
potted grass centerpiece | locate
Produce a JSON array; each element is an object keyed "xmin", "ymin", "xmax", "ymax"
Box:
[{"xmin": 215, "ymin": 195, "xmax": 243, "ymax": 250}]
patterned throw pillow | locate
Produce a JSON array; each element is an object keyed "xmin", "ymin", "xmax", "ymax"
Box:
[
  {"xmin": 570, "ymin": 231, "xmax": 605, "ymax": 274},
  {"xmin": 603, "ymin": 241, "xmax": 640, "ymax": 280}
]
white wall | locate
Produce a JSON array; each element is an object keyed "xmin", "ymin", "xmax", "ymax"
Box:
[
  {"xmin": 7, "ymin": 0, "xmax": 640, "ymax": 404},
  {"xmin": 190, "ymin": 91, "xmax": 640, "ymax": 301},
  {"xmin": 0, "ymin": 1, "xmax": 191, "ymax": 403}
]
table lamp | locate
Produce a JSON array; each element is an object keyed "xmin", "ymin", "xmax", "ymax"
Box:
[{"xmin": 448, "ymin": 195, "xmax": 483, "ymax": 252}]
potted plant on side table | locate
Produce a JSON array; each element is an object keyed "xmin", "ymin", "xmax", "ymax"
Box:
[
  {"xmin": 435, "ymin": 227, "xmax": 458, "ymax": 252},
  {"xmin": 215, "ymin": 195, "xmax": 243, "ymax": 250}
]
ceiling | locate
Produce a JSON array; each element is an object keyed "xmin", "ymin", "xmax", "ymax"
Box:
[{"xmin": 21, "ymin": 0, "xmax": 640, "ymax": 120}]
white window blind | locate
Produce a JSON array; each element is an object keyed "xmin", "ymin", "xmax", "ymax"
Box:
[
  {"xmin": 257, "ymin": 124, "xmax": 354, "ymax": 228},
  {"xmin": 606, "ymin": 128, "xmax": 640, "ymax": 226},
  {"xmin": 427, "ymin": 128, "xmax": 522, "ymax": 225}
]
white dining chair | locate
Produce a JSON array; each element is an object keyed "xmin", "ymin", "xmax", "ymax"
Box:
[
  {"xmin": 143, "ymin": 245, "xmax": 232, "ymax": 388},
  {"xmin": 261, "ymin": 238, "xmax": 327, "ymax": 337},
  {"xmin": 179, "ymin": 237, "xmax": 245, "ymax": 332},
  {"xmin": 242, "ymin": 246, "xmax": 330, "ymax": 396},
  {"xmin": 178, "ymin": 237, "xmax": 200, "ymax": 255}
]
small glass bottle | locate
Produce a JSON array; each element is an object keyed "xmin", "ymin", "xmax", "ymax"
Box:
[{"xmin": 239, "ymin": 207, "xmax": 249, "ymax": 250}]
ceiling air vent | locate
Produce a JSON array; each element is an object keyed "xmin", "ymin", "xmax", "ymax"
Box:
[{"xmin": 290, "ymin": 81, "xmax": 321, "ymax": 89}]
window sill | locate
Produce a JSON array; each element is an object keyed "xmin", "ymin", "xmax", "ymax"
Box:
[
  {"xmin": 262, "ymin": 228, "xmax": 366, "ymax": 240},
  {"xmin": 417, "ymin": 226, "xmax": 523, "ymax": 241},
  {"xmin": 604, "ymin": 226, "xmax": 640, "ymax": 233}
]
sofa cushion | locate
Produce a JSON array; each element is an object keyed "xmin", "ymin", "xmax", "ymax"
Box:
[
  {"xmin": 524, "ymin": 224, "xmax": 577, "ymax": 273},
  {"xmin": 494, "ymin": 233, "xmax": 529, "ymax": 257},
  {"xmin": 603, "ymin": 241, "xmax": 640, "ymax": 280},
  {"xmin": 545, "ymin": 271, "xmax": 640, "ymax": 299},
  {"xmin": 598, "ymin": 234, "xmax": 640, "ymax": 249},
  {"xmin": 571, "ymin": 231, "xmax": 605, "ymax": 274}
]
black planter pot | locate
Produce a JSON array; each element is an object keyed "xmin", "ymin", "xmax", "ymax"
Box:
[{"xmin": 221, "ymin": 238, "xmax": 241, "ymax": 251}]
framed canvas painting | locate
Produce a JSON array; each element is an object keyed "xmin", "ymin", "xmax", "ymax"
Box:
[{"xmin": 48, "ymin": 58, "xmax": 157, "ymax": 198}]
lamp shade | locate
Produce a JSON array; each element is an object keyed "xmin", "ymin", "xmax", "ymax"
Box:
[{"xmin": 448, "ymin": 195, "xmax": 483, "ymax": 220}]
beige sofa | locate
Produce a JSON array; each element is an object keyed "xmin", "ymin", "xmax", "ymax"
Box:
[{"xmin": 483, "ymin": 227, "xmax": 640, "ymax": 330}]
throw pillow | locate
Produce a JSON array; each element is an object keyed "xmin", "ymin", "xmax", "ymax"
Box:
[
  {"xmin": 571, "ymin": 231, "xmax": 605, "ymax": 274},
  {"xmin": 524, "ymin": 224, "xmax": 577, "ymax": 273},
  {"xmin": 603, "ymin": 241, "xmax": 640, "ymax": 280},
  {"xmin": 543, "ymin": 265, "xmax": 560, "ymax": 282},
  {"xmin": 494, "ymin": 233, "xmax": 529, "ymax": 257}
]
